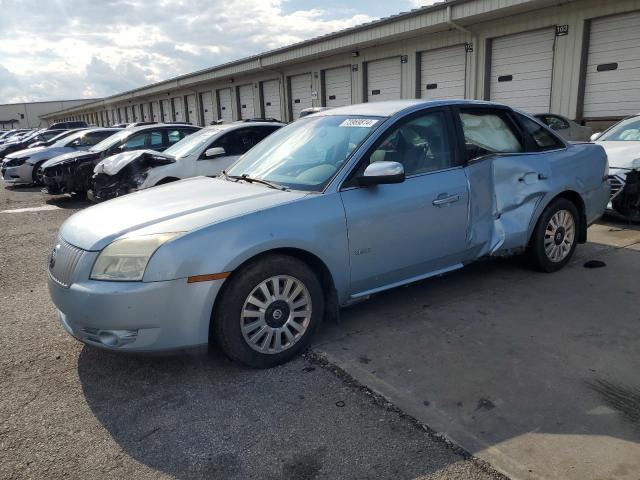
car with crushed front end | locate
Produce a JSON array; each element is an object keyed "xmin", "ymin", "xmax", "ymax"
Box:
[
  {"xmin": 41, "ymin": 124, "xmax": 200, "ymax": 195},
  {"xmin": 90, "ymin": 120, "xmax": 284, "ymax": 201},
  {"xmin": 47, "ymin": 100, "xmax": 609, "ymax": 368},
  {"xmin": 2, "ymin": 128, "xmax": 117, "ymax": 186}
]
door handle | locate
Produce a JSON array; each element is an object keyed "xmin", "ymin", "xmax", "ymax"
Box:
[
  {"xmin": 433, "ymin": 194, "xmax": 461, "ymax": 206},
  {"xmin": 519, "ymin": 172, "xmax": 548, "ymax": 184}
]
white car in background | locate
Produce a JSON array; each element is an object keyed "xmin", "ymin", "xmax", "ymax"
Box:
[
  {"xmin": 534, "ymin": 114, "xmax": 592, "ymax": 142},
  {"xmin": 90, "ymin": 121, "xmax": 284, "ymax": 201},
  {"xmin": 592, "ymin": 115, "xmax": 640, "ymax": 221}
]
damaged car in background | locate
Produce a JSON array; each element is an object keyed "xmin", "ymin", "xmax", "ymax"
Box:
[
  {"xmin": 1, "ymin": 128, "xmax": 117, "ymax": 186},
  {"xmin": 90, "ymin": 121, "xmax": 284, "ymax": 201},
  {"xmin": 41, "ymin": 124, "xmax": 200, "ymax": 195},
  {"xmin": 592, "ymin": 114, "xmax": 640, "ymax": 221},
  {"xmin": 47, "ymin": 100, "xmax": 609, "ymax": 368}
]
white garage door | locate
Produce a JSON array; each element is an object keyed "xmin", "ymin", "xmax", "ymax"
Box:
[
  {"xmin": 323, "ymin": 66, "xmax": 352, "ymax": 107},
  {"xmin": 217, "ymin": 88, "xmax": 233, "ymax": 122},
  {"xmin": 366, "ymin": 57, "xmax": 402, "ymax": 102},
  {"xmin": 151, "ymin": 101, "xmax": 160, "ymax": 122},
  {"xmin": 186, "ymin": 94, "xmax": 197, "ymax": 124},
  {"xmin": 261, "ymin": 79, "xmax": 281, "ymax": 120},
  {"xmin": 238, "ymin": 84, "xmax": 256, "ymax": 119},
  {"xmin": 420, "ymin": 45, "xmax": 466, "ymax": 100},
  {"xmin": 490, "ymin": 28, "xmax": 555, "ymax": 113},
  {"xmin": 584, "ymin": 12, "xmax": 640, "ymax": 118},
  {"xmin": 172, "ymin": 97, "xmax": 184, "ymax": 121},
  {"xmin": 200, "ymin": 91, "xmax": 215, "ymax": 125},
  {"xmin": 161, "ymin": 99, "xmax": 171, "ymax": 122},
  {"xmin": 142, "ymin": 103, "xmax": 150, "ymax": 122},
  {"xmin": 289, "ymin": 73, "xmax": 312, "ymax": 120}
]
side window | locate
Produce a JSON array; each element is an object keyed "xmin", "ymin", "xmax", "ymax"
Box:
[
  {"xmin": 149, "ymin": 130, "xmax": 163, "ymax": 147},
  {"xmin": 213, "ymin": 128, "xmax": 256, "ymax": 155},
  {"xmin": 83, "ymin": 131, "xmax": 114, "ymax": 146},
  {"xmin": 355, "ymin": 111, "xmax": 454, "ymax": 178},
  {"xmin": 544, "ymin": 115, "xmax": 570, "ymax": 131},
  {"xmin": 515, "ymin": 114, "xmax": 565, "ymax": 151},
  {"xmin": 166, "ymin": 129, "xmax": 186, "ymax": 145},
  {"xmin": 458, "ymin": 109, "xmax": 523, "ymax": 161},
  {"xmin": 253, "ymin": 126, "xmax": 282, "ymax": 143},
  {"xmin": 122, "ymin": 133, "xmax": 146, "ymax": 149}
]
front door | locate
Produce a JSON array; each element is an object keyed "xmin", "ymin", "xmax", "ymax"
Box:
[{"xmin": 340, "ymin": 109, "xmax": 469, "ymax": 297}]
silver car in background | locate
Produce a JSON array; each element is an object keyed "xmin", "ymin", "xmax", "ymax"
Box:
[
  {"xmin": 2, "ymin": 128, "xmax": 120, "ymax": 186},
  {"xmin": 48, "ymin": 100, "xmax": 609, "ymax": 368}
]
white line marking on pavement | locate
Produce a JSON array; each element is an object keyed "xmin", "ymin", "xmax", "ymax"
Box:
[{"xmin": 0, "ymin": 205, "xmax": 61, "ymax": 213}]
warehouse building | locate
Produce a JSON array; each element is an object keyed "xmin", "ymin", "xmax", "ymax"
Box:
[
  {"xmin": 42, "ymin": 0, "xmax": 640, "ymax": 131},
  {"xmin": 0, "ymin": 99, "xmax": 99, "ymax": 130}
]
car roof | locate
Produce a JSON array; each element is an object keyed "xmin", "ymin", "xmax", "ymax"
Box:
[
  {"xmin": 125, "ymin": 123, "xmax": 201, "ymax": 133},
  {"xmin": 312, "ymin": 99, "xmax": 511, "ymax": 118},
  {"xmin": 202, "ymin": 121, "xmax": 284, "ymax": 132}
]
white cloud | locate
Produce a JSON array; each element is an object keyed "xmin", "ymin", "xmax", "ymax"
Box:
[{"xmin": 0, "ymin": 0, "xmax": 383, "ymax": 103}]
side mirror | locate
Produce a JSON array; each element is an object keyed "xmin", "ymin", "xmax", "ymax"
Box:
[
  {"xmin": 590, "ymin": 132, "xmax": 601, "ymax": 141},
  {"xmin": 204, "ymin": 146, "xmax": 225, "ymax": 158},
  {"xmin": 69, "ymin": 139, "xmax": 81, "ymax": 147},
  {"xmin": 356, "ymin": 161, "xmax": 405, "ymax": 187}
]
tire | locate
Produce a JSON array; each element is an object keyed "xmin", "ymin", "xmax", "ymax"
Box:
[
  {"xmin": 526, "ymin": 198, "xmax": 579, "ymax": 272},
  {"xmin": 214, "ymin": 254, "xmax": 324, "ymax": 368},
  {"xmin": 32, "ymin": 162, "xmax": 45, "ymax": 186}
]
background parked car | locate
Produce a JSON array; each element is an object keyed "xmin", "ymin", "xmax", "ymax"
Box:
[
  {"xmin": 591, "ymin": 114, "xmax": 640, "ymax": 221},
  {"xmin": 46, "ymin": 121, "xmax": 88, "ymax": 130},
  {"xmin": 90, "ymin": 121, "xmax": 284, "ymax": 201},
  {"xmin": 41, "ymin": 124, "xmax": 200, "ymax": 195},
  {"xmin": 533, "ymin": 114, "xmax": 592, "ymax": 142},
  {"xmin": 2, "ymin": 128, "xmax": 118, "ymax": 186},
  {"xmin": 0, "ymin": 129, "xmax": 48, "ymax": 160}
]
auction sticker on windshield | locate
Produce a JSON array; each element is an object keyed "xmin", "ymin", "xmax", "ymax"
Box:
[{"xmin": 339, "ymin": 119, "xmax": 379, "ymax": 128}]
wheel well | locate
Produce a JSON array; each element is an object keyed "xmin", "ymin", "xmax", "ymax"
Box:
[
  {"xmin": 156, "ymin": 177, "xmax": 179, "ymax": 185},
  {"xmin": 208, "ymin": 248, "xmax": 339, "ymax": 343},
  {"xmin": 549, "ymin": 191, "xmax": 587, "ymax": 243}
]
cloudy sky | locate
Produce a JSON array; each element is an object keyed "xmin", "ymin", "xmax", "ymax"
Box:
[{"xmin": 0, "ymin": 0, "xmax": 437, "ymax": 104}]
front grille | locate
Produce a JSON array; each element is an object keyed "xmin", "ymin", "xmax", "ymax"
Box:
[
  {"xmin": 48, "ymin": 237, "xmax": 85, "ymax": 288},
  {"xmin": 608, "ymin": 174, "xmax": 626, "ymax": 200}
]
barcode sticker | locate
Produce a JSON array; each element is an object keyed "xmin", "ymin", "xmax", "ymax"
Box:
[{"xmin": 339, "ymin": 119, "xmax": 379, "ymax": 128}]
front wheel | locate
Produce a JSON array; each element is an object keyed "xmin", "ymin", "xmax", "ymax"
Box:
[
  {"xmin": 32, "ymin": 162, "xmax": 45, "ymax": 186},
  {"xmin": 213, "ymin": 254, "xmax": 324, "ymax": 368},
  {"xmin": 526, "ymin": 198, "xmax": 579, "ymax": 272}
]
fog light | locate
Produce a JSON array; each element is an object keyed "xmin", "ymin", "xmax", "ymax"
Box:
[
  {"xmin": 98, "ymin": 331, "xmax": 118, "ymax": 346},
  {"xmin": 83, "ymin": 328, "xmax": 138, "ymax": 347}
]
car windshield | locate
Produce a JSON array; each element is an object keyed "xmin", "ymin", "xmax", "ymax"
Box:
[
  {"xmin": 52, "ymin": 130, "xmax": 91, "ymax": 147},
  {"xmin": 599, "ymin": 116, "xmax": 640, "ymax": 141},
  {"xmin": 226, "ymin": 115, "xmax": 382, "ymax": 192},
  {"xmin": 164, "ymin": 127, "xmax": 223, "ymax": 159},
  {"xmin": 89, "ymin": 129, "xmax": 131, "ymax": 152}
]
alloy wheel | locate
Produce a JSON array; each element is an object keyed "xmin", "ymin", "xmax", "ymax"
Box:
[{"xmin": 544, "ymin": 209, "xmax": 575, "ymax": 262}]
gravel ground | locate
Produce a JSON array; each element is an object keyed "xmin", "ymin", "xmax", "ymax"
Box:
[{"xmin": 0, "ymin": 184, "xmax": 502, "ymax": 480}]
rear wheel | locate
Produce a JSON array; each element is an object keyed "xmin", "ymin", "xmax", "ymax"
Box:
[
  {"xmin": 214, "ymin": 254, "xmax": 324, "ymax": 368},
  {"xmin": 526, "ymin": 198, "xmax": 579, "ymax": 272}
]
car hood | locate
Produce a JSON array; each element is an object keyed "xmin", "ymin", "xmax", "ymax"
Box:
[
  {"xmin": 596, "ymin": 141, "xmax": 640, "ymax": 169},
  {"xmin": 42, "ymin": 150, "xmax": 97, "ymax": 169},
  {"xmin": 5, "ymin": 145, "xmax": 47, "ymax": 159},
  {"xmin": 94, "ymin": 149, "xmax": 174, "ymax": 176},
  {"xmin": 60, "ymin": 176, "xmax": 308, "ymax": 251}
]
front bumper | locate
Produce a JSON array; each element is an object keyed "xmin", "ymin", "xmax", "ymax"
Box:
[
  {"xmin": 2, "ymin": 162, "xmax": 34, "ymax": 184},
  {"xmin": 48, "ymin": 256, "xmax": 224, "ymax": 352}
]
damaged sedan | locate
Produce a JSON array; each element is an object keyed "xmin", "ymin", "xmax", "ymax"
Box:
[
  {"xmin": 41, "ymin": 124, "xmax": 199, "ymax": 195},
  {"xmin": 90, "ymin": 121, "xmax": 284, "ymax": 201},
  {"xmin": 592, "ymin": 115, "xmax": 640, "ymax": 221},
  {"xmin": 48, "ymin": 100, "xmax": 609, "ymax": 368}
]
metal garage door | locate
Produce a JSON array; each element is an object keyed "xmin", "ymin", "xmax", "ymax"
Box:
[
  {"xmin": 217, "ymin": 88, "xmax": 233, "ymax": 122},
  {"xmin": 261, "ymin": 79, "xmax": 281, "ymax": 120},
  {"xmin": 151, "ymin": 101, "xmax": 160, "ymax": 122},
  {"xmin": 172, "ymin": 97, "xmax": 184, "ymax": 122},
  {"xmin": 186, "ymin": 94, "xmax": 197, "ymax": 124},
  {"xmin": 584, "ymin": 12, "xmax": 640, "ymax": 118},
  {"xmin": 489, "ymin": 28, "xmax": 555, "ymax": 113},
  {"xmin": 161, "ymin": 99, "xmax": 171, "ymax": 122},
  {"xmin": 200, "ymin": 92, "xmax": 214, "ymax": 125},
  {"xmin": 238, "ymin": 84, "xmax": 256, "ymax": 119},
  {"xmin": 420, "ymin": 45, "xmax": 466, "ymax": 100},
  {"xmin": 289, "ymin": 73, "xmax": 312, "ymax": 120},
  {"xmin": 142, "ymin": 103, "xmax": 150, "ymax": 122},
  {"xmin": 323, "ymin": 66, "xmax": 352, "ymax": 107},
  {"xmin": 366, "ymin": 57, "xmax": 402, "ymax": 102}
]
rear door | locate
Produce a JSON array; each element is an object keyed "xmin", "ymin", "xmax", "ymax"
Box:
[
  {"xmin": 457, "ymin": 107, "xmax": 557, "ymax": 251},
  {"xmin": 340, "ymin": 108, "xmax": 469, "ymax": 297}
]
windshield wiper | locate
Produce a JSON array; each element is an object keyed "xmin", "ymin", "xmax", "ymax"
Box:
[{"xmin": 221, "ymin": 171, "xmax": 289, "ymax": 191}]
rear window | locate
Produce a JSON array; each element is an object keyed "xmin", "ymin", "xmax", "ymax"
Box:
[{"xmin": 516, "ymin": 114, "xmax": 565, "ymax": 151}]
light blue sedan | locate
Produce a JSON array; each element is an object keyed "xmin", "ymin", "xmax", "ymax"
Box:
[{"xmin": 48, "ymin": 100, "xmax": 610, "ymax": 368}]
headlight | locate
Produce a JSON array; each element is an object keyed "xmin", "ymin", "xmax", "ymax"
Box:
[
  {"xmin": 5, "ymin": 157, "xmax": 26, "ymax": 167},
  {"xmin": 90, "ymin": 232, "xmax": 183, "ymax": 281}
]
